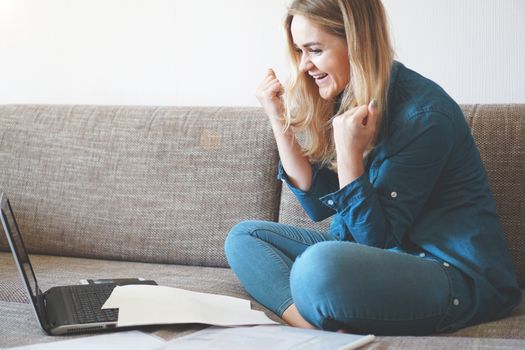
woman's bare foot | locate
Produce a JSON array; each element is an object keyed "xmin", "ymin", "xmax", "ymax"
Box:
[{"xmin": 282, "ymin": 304, "xmax": 316, "ymax": 329}]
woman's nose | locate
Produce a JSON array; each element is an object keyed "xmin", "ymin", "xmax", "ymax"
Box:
[{"xmin": 299, "ymin": 54, "xmax": 313, "ymax": 72}]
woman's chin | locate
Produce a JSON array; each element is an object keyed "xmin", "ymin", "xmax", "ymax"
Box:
[{"xmin": 318, "ymin": 89, "xmax": 337, "ymax": 101}]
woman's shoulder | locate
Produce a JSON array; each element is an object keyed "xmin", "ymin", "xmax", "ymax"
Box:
[
  {"xmin": 387, "ymin": 61, "xmax": 464, "ymax": 128},
  {"xmin": 376, "ymin": 62, "xmax": 471, "ymax": 154}
]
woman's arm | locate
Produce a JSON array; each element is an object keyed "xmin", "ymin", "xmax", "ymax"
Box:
[
  {"xmin": 278, "ymin": 161, "xmax": 339, "ymax": 222},
  {"xmin": 322, "ymin": 111, "xmax": 457, "ymax": 248},
  {"xmin": 270, "ymin": 117, "xmax": 313, "ymax": 192},
  {"xmin": 256, "ymin": 69, "xmax": 313, "ymax": 191},
  {"xmin": 332, "ymin": 100, "xmax": 378, "ymax": 188}
]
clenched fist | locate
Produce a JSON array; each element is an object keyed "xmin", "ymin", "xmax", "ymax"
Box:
[
  {"xmin": 256, "ymin": 69, "xmax": 285, "ymax": 122},
  {"xmin": 332, "ymin": 99, "xmax": 379, "ymax": 162}
]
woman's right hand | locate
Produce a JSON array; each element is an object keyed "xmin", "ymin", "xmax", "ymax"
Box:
[
  {"xmin": 257, "ymin": 70, "xmax": 312, "ymax": 191},
  {"xmin": 256, "ymin": 69, "xmax": 285, "ymax": 122}
]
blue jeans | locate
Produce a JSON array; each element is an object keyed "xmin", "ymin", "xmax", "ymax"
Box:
[{"xmin": 224, "ymin": 220, "xmax": 473, "ymax": 335}]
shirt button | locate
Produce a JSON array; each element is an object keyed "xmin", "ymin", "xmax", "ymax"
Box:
[
  {"xmin": 327, "ymin": 199, "xmax": 334, "ymax": 206},
  {"xmin": 419, "ymin": 253, "xmax": 426, "ymax": 257},
  {"xmin": 453, "ymin": 298, "xmax": 460, "ymax": 306},
  {"xmin": 390, "ymin": 191, "xmax": 398, "ymax": 198},
  {"xmin": 443, "ymin": 262, "xmax": 450, "ymax": 268}
]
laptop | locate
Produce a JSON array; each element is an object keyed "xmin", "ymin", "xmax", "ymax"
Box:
[{"xmin": 0, "ymin": 192, "xmax": 155, "ymax": 335}]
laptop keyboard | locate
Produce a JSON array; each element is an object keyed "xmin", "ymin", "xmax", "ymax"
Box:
[{"xmin": 67, "ymin": 284, "xmax": 119, "ymax": 324}]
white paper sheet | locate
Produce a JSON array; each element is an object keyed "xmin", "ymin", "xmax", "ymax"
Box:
[
  {"xmin": 160, "ymin": 325, "xmax": 375, "ymax": 350},
  {"xmin": 7, "ymin": 330, "xmax": 166, "ymax": 350},
  {"xmin": 102, "ymin": 285, "xmax": 278, "ymax": 327}
]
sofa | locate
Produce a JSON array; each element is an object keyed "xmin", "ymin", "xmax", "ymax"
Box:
[{"xmin": 0, "ymin": 104, "xmax": 523, "ymax": 349}]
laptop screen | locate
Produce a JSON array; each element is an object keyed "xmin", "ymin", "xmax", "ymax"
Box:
[{"xmin": 0, "ymin": 193, "xmax": 41, "ymax": 305}]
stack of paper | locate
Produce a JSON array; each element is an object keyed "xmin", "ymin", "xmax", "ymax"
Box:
[
  {"xmin": 162, "ymin": 325, "xmax": 375, "ymax": 350},
  {"xmin": 8, "ymin": 331, "xmax": 166, "ymax": 350},
  {"xmin": 101, "ymin": 285, "xmax": 278, "ymax": 327}
]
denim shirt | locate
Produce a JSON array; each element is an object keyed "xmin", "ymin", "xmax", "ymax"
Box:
[{"xmin": 278, "ymin": 61, "xmax": 521, "ymax": 324}]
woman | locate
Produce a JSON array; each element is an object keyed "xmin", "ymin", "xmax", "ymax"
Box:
[{"xmin": 224, "ymin": 0, "xmax": 521, "ymax": 335}]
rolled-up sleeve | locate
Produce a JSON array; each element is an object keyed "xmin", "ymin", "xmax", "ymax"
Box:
[
  {"xmin": 319, "ymin": 112, "xmax": 457, "ymax": 248},
  {"xmin": 277, "ymin": 161, "xmax": 339, "ymax": 221}
]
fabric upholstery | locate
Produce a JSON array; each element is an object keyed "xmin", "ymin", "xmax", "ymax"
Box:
[
  {"xmin": 0, "ymin": 253, "xmax": 281, "ymax": 347},
  {"xmin": 279, "ymin": 104, "xmax": 525, "ymax": 287},
  {"xmin": 0, "ymin": 104, "xmax": 524, "ymax": 348},
  {"xmin": 0, "ymin": 253, "xmax": 523, "ymax": 348},
  {"xmin": 368, "ymin": 336, "xmax": 525, "ymax": 349},
  {"xmin": 462, "ymin": 105, "xmax": 525, "ymax": 287},
  {"xmin": 0, "ymin": 105, "xmax": 281, "ymax": 268}
]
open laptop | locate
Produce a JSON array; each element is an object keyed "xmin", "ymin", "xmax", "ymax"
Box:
[{"xmin": 0, "ymin": 192, "xmax": 155, "ymax": 335}]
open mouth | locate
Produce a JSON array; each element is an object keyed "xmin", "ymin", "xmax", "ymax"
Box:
[{"xmin": 311, "ymin": 73, "xmax": 329, "ymax": 84}]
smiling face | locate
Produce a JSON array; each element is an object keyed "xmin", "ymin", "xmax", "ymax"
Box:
[{"xmin": 291, "ymin": 15, "xmax": 350, "ymax": 101}]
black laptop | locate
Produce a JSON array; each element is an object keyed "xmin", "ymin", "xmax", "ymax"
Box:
[{"xmin": 0, "ymin": 192, "xmax": 155, "ymax": 335}]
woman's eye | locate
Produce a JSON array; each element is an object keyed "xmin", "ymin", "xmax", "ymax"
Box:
[{"xmin": 310, "ymin": 49, "xmax": 322, "ymax": 55}]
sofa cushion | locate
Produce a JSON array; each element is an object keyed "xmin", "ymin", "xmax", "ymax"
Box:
[
  {"xmin": 462, "ymin": 104, "xmax": 525, "ymax": 287},
  {"xmin": 279, "ymin": 104, "xmax": 525, "ymax": 287},
  {"xmin": 0, "ymin": 105, "xmax": 281, "ymax": 268},
  {"xmin": 370, "ymin": 336, "xmax": 525, "ymax": 349},
  {"xmin": 0, "ymin": 252, "xmax": 281, "ymax": 347},
  {"xmin": 1, "ymin": 253, "xmax": 524, "ymax": 348}
]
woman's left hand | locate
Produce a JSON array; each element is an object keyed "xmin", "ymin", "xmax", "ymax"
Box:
[{"xmin": 332, "ymin": 100, "xmax": 379, "ymax": 164}]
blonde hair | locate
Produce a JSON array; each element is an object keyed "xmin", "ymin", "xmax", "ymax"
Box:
[{"xmin": 283, "ymin": 0, "xmax": 393, "ymax": 169}]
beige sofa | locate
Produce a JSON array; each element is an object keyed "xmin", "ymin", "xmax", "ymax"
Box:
[{"xmin": 0, "ymin": 104, "xmax": 523, "ymax": 349}]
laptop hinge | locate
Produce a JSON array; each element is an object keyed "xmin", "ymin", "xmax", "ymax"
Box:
[{"xmin": 37, "ymin": 291, "xmax": 52, "ymax": 331}]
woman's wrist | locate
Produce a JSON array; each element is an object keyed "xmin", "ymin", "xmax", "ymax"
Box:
[
  {"xmin": 269, "ymin": 115, "xmax": 288, "ymax": 133},
  {"xmin": 337, "ymin": 153, "xmax": 365, "ymax": 188},
  {"xmin": 268, "ymin": 112, "xmax": 285, "ymax": 123}
]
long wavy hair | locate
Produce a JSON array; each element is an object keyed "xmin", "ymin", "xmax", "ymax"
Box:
[{"xmin": 283, "ymin": 0, "xmax": 393, "ymax": 170}]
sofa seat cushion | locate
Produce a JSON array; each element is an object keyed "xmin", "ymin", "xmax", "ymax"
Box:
[
  {"xmin": 447, "ymin": 296, "xmax": 525, "ymax": 339},
  {"xmin": 0, "ymin": 252, "xmax": 282, "ymax": 347},
  {"xmin": 370, "ymin": 336, "xmax": 525, "ymax": 349},
  {"xmin": 1, "ymin": 253, "xmax": 524, "ymax": 348}
]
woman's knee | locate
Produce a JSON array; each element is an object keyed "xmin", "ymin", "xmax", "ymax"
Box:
[
  {"xmin": 291, "ymin": 241, "xmax": 356, "ymax": 289},
  {"xmin": 224, "ymin": 220, "xmax": 270, "ymax": 260},
  {"xmin": 225, "ymin": 220, "xmax": 254, "ymax": 254},
  {"xmin": 290, "ymin": 242, "xmax": 454, "ymax": 333},
  {"xmin": 290, "ymin": 241, "xmax": 349, "ymax": 328},
  {"xmin": 291, "ymin": 242, "xmax": 384, "ymax": 291}
]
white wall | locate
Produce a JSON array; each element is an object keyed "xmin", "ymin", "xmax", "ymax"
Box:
[
  {"xmin": 383, "ymin": 0, "xmax": 525, "ymax": 104},
  {"xmin": 0, "ymin": 0, "xmax": 523, "ymax": 106}
]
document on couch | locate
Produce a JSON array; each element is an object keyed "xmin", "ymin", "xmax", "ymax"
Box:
[
  {"xmin": 102, "ymin": 285, "xmax": 278, "ymax": 327},
  {"xmin": 7, "ymin": 330, "xmax": 166, "ymax": 350},
  {"xmin": 160, "ymin": 325, "xmax": 375, "ymax": 350}
]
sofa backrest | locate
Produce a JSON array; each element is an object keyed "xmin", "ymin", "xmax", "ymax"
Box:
[
  {"xmin": 464, "ymin": 104, "xmax": 525, "ymax": 287},
  {"xmin": 0, "ymin": 105, "xmax": 281, "ymax": 268},
  {"xmin": 279, "ymin": 104, "xmax": 525, "ymax": 288},
  {"xmin": 1, "ymin": 104, "xmax": 524, "ymax": 286}
]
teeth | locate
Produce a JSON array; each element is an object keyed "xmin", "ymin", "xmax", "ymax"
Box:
[{"xmin": 314, "ymin": 74, "xmax": 327, "ymax": 79}]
